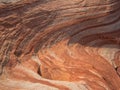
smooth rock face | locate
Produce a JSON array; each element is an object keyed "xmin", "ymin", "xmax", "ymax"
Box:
[
  {"xmin": 0, "ymin": 0, "xmax": 20, "ymax": 3},
  {"xmin": 0, "ymin": 0, "xmax": 120, "ymax": 90}
]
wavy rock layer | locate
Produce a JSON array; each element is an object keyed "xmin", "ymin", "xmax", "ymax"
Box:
[{"xmin": 0, "ymin": 0, "xmax": 120, "ymax": 90}]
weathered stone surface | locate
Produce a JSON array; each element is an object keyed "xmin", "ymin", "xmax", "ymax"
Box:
[{"xmin": 0, "ymin": 0, "xmax": 120, "ymax": 90}]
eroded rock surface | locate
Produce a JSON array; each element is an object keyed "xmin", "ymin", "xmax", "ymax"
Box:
[{"xmin": 0, "ymin": 0, "xmax": 120, "ymax": 90}]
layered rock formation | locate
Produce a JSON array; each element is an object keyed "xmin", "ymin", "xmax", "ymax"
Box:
[{"xmin": 0, "ymin": 0, "xmax": 120, "ymax": 90}]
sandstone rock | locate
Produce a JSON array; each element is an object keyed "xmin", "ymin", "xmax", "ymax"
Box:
[{"xmin": 0, "ymin": 0, "xmax": 120, "ymax": 90}]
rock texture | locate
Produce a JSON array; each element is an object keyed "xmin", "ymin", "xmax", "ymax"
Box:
[{"xmin": 0, "ymin": 0, "xmax": 120, "ymax": 90}]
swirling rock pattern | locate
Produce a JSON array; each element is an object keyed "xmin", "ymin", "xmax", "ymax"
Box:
[{"xmin": 0, "ymin": 0, "xmax": 120, "ymax": 90}]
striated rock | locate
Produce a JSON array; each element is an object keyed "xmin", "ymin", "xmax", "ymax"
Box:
[{"xmin": 0, "ymin": 0, "xmax": 120, "ymax": 90}]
